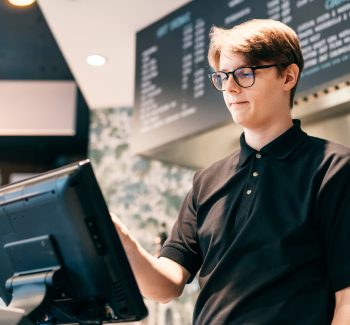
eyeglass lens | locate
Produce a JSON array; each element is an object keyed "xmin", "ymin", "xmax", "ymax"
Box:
[{"xmin": 212, "ymin": 67, "xmax": 255, "ymax": 90}]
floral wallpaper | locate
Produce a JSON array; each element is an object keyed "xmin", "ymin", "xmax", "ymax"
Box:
[{"xmin": 88, "ymin": 107, "xmax": 199, "ymax": 325}]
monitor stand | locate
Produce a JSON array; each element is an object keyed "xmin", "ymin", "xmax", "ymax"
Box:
[
  {"xmin": 0, "ymin": 269, "xmax": 59, "ymax": 325},
  {"xmin": 1, "ymin": 236, "xmax": 65, "ymax": 325}
]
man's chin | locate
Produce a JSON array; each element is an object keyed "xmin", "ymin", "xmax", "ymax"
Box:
[{"xmin": 230, "ymin": 112, "xmax": 252, "ymax": 129}]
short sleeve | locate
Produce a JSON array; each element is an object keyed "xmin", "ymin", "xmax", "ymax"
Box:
[
  {"xmin": 318, "ymin": 155, "xmax": 350, "ymax": 292},
  {"xmin": 159, "ymin": 187, "xmax": 202, "ymax": 280}
]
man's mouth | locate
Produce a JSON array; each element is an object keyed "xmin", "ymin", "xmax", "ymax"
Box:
[{"xmin": 231, "ymin": 101, "xmax": 248, "ymax": 105}]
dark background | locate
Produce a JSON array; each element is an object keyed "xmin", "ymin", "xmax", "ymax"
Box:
[{"xmin": 0, "ymin": 1, "xmax": 89, "ymax": 184}]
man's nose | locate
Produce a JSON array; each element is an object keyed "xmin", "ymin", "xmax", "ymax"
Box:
[{"xmin": 224, "ymin": 74, "xmax": 241, "ymax": 93}]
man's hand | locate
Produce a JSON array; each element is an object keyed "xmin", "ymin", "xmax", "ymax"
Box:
[
  {"xmin": 110, "ymin": 212, "xmax": 135, "ymax": 249},
  {"xmin": 109, "ymin": 212, "xmax": 190, "ymax": 303},
  {"xmin": 332, "ymin": 286, "xmax": 350, "ymax": 324}
]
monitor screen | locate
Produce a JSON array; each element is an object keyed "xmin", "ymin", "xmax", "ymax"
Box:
[{"xmin": 0, "ymin": 160, "xmax": 148, "ymax": 324}]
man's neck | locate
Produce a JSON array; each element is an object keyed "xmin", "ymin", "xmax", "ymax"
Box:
[{"xmin": 243, "ymin": 117, "xmax": 294, "ymax": 151}]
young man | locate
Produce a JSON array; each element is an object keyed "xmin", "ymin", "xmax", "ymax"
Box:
[{"xmin": 113, "ymin": 19, "xmax": 350, "ymax": 324}]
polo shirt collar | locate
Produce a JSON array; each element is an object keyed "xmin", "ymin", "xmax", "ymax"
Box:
[{"xmin": 238, "ymin": 119, "xmax": 307, "ymax": 166}]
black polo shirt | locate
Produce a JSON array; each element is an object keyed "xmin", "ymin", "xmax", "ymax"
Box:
[{"xmin": 160, "ymin": 120, "xmax": 350, "ymax": 324}]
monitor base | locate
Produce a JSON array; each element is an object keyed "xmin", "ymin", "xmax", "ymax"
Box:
[{"xmin": 1, "ymin": 269, "xmax": 60, "ymax": 325}]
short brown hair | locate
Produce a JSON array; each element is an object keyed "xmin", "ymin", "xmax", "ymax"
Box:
[{"xmin": 208, "ymin": 19, "xmax": 304, "ymax": 107}]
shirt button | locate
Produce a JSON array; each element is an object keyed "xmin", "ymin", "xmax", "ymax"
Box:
[
  {"xmin": 246, "ymin": 189, "xmax": 252, "ymax": 195},
  {"xmin": 253, "ymin": 171, "xmax": 259, "ymax": 177},
  {"xmin": 256, "ymin": 153, "xmax": 262, "ymax": 159}
]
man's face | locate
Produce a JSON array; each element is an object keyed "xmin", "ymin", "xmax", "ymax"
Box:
[{"xmin": 219, "ymin": 51, "xmax": 290, "ymax": 131}]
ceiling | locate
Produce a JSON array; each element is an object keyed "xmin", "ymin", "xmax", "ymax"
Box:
[{"xmin": 37, "ymin": 0, "xmax": 192, "ymax": 110}]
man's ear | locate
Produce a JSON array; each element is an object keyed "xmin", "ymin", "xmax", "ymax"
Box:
[{"xmin": 283, "ymin": 63, "xmax": 299, "ymax": 91}]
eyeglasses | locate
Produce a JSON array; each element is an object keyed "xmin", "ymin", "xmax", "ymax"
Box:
[{"xmin": 208, "ymin": 64, "xmax": 281, "ymax": 91}]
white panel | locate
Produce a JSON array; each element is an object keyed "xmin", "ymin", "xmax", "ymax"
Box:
[
  {"xmin": 9, "ymin": 173, "xmax": 39, "ymax": 184},
  {"xmin": 0, "ymin": 81, "xmax": 77, "ymax": 136}
]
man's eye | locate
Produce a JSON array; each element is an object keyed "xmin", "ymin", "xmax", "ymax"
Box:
[{"xmin": 236, "ymin": 69, "xmax": 253, "ymax": 78}]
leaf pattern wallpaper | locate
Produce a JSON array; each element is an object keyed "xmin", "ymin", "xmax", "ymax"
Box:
[{"xmin": 89, "ymin": 107, "xmax": 199, "ymax": 325}]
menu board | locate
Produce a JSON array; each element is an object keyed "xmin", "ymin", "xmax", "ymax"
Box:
[{"xmin": 133, "ymin": 0, "xmax": 350, "ymax": 153}]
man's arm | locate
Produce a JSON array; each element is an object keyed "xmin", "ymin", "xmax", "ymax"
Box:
[
  {"xmin": 111, "ymin": 213, "xmax": 191, "ymax": 303},
  {"xmin": 332, "ymin": 286, "xmax": 350, "ymax": 324}
]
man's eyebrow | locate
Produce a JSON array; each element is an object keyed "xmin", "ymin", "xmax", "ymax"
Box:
[{"xmin": 219, "ymin": 64, "xmax": 249, "ymax": 71}]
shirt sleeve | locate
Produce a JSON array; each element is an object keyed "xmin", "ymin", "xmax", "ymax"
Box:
[
  {"xmin": 318, "ymin": 154, "xmax": 350, "ymax": 292},
  {"xmin": 159, "ymin": 185, "xmax": 202, "ymax": 281}
]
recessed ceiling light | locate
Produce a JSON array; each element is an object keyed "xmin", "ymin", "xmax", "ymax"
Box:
[
  {"xmin": 8, "ymin": 0, "xmax": 35, "ymax": 6},
  {"xmin": 86, "ymin": 55, "xmax": 107, "ymax": 67}
]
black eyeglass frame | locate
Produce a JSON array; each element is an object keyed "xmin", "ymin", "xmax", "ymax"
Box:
[{"xmin": 208, "ymin": 64, "xmax": 286, "ymax": 91}]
